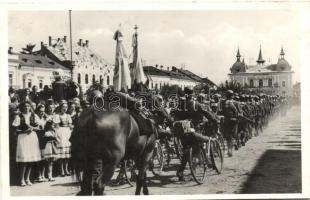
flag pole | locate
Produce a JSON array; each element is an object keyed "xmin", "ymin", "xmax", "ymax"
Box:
[{"xmin": 69, "ymin": 10, "xmax": 73, "ymax": 80}]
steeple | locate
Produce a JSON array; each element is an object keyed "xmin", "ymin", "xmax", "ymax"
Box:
[
  {"xmin": 236, "ymin": 47, "xmax": 241, "ymax": 62},
  {"xmin": 280, "ymin": 46, "xmax": 285, "ymax": 59},
  {"xmin": 256, "ymin": 45, "xmax": 265, "ymax": 65}
]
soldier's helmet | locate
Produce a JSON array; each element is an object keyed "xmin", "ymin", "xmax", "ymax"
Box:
[
  {"xmin": 240, "ymin": 94, "xmax": 245, "ymax": 101},
  {"xmin": 227, "ymin": 90, "xmax": 234, "ymax": 98},
  {"xmin": 233, "ymin": 93, "xmax": 240, "ymax": 101}
]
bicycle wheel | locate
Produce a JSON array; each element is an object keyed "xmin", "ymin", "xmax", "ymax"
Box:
[
  {"xmin": 210, "ymin": 139, "xmax": 223, "ymax": 174},
  {"xmin": 188, "ymin": 146, "xmax": 207, "ymax": 184},
  {"xmin": 150, "ymin": 140, "xmax": 164, "ymax": 176},
  {"xmin": 123, "ymin": 159, "xmax": 138, "ymax": 187},
  {"xmin": 114, "ymin": 161, "xmax": 128, "ymax": 185},
  {"xmin": 217, "ymin": 132, "xmax": 226, "ymax": 153},
  {"xmin": 173, "ymin": 136, "xmax": 184, "ymax": 161}
]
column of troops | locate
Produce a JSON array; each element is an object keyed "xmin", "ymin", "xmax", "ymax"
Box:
[{"xmin": 8, "ymin": 81, "xmax": 289, "ymax": 187}]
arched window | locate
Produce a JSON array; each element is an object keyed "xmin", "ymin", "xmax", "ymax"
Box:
[
  {"xmin": 107, "ymin": 76, "xmax": 110, "ymax": 85},
  {"xmin": 100, "ymin": 75, "xmax": 103, "ymax": 84},
  {"xmin": 282, "ymin": 81, "xmax": 286, "ymax": 87},
  {"xmin": 27, "ymin": 79, "xmax": 32, "ymax": 88},
  {"xmin": 259, "ymin": 79, "xmax": 263, "ymax": 87},
  {"xmin": 92, "ymin": 74, "xmax": 96, "ymax": 84},
  {"xmin": 85, "ymin": 74, "xmax": 88, "ymax": 84},
  {"xmin": 268, "ymin": 79, "xmax": 272, "ymax": 87},
  {"xmin": 39, "ymin": 80, "xmax": 43, "ymax": 89},
  {"xmin": 77, "ymin": 73, "xmax": 81, "ymax": 84},
  {"xmin": 249, "ymin": 80, "xmax": 254, "ymax": 87}
]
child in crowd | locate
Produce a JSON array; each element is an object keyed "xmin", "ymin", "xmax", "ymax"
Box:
[
  {"xmin": 42, "ymin": 120, "xmax": 58, "ymax": 181},
  {"xmin": 35, "ymin": 104, "xmax": 47, "ymax": 182}
]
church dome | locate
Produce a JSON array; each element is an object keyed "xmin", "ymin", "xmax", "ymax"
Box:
[
  {"xmin": 230, "ymin": 48, "xmax": 246, "ymax": 74},
  {"xmin": 231, "ymin": 61, "xmax": 246, "ymax": 73},
  {"xmin": 276, "ymin": 58, "xmax": 291, "ymax": 71},
  {"xmin": 275, "ymin": 47, "xmax": 291, "ymax": 71}
]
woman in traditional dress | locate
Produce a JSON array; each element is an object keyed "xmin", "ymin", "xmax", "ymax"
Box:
[
  {"xmin": 12, "ymin": 101, "xmax": 41, "ymax": 186},
  {"xmin": 42, "ymin": 102, "xmax": 59, "ymax": 181},
  {"xmin": 54, "ymin": 101, "xmax": 73, "ymax": 176}
]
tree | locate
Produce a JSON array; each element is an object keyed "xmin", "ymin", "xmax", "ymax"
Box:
[
  {"xmin": 218, "ymin": 80, "xmax": 244, "ymax": 95},
  {"xmin": 21, "ymin": 43, "xmax": 36, "ymax": 54},
  {"xmin": 160, "ymin": 84, "xmax": 183, "ymax": 99},
  {"xmin": 193, "ymin": 83, "xmax": 210, "ymax": 95}
]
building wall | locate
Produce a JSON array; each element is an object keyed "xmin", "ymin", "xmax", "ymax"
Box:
[
  {"xmin": 148, "ymin": 75, "xmax": 199, "ymax": 90},
  {"xmin": 72, "ymin": 64, "xmax": 114, "ymax": 92},
  {"xmin": 8, "ymin": 55, "xmax": 71, "ymax": 90},
  {"xmin": 40, "ymin": 37, "xmax": 114, "ymax": 93},
  {"xmin": 229, "ymin": 72, "xmax": 293, "ymax": 96}
]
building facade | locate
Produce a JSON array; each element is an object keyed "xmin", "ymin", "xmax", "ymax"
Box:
[
  {"xmin": 8, "ymin": 51, "xmax": 71, "ymax": 90},
  {"xmin": 228, "ymin": 47, "xmax": 294, "ymax": 97},
  {"xmin": 40, "ymin": 36, "xmax": 114, "ymax": 92},
  {"xmin": 143, "ymin": 65, "xmax": 215, "ymax": 90}
]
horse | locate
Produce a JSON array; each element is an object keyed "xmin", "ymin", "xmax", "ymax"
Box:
[{"xmin": 70, "ymin": 94, "xmax": 167, "ymax": 195}]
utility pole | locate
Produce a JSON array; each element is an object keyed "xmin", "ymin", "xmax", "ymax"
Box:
[{"xmin": 69, "ymin": 10, "xmax": 73, "ymax": 80}]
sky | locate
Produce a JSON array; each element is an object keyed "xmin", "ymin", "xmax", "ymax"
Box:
[{"xmin": 8, "ymin": 10, "xmax": 301, "ymax": 84}]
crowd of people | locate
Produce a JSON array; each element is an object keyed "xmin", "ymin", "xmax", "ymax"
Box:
[
  {"xmin": 8, "ymin": 82, "xmax": 290, "ymax": 187},
  {"xmin": 9, "ymin": 85, "xmax": 88, "ymax": 187}
]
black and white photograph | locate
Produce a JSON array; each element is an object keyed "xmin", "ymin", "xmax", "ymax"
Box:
[{"xmin": 1, "ymin": 2, "xmax": 310, "ymax": 198}]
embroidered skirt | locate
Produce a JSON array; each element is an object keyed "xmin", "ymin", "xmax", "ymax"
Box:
[{"xmin": 42, "ymin": 140, "xmax": 59, "ymax": 161}]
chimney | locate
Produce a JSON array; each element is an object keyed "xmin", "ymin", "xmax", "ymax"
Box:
[
  {"xmin": 85, "ymin": 40, "xmax": 89, "ymax": 47},
  {"xmin": 48, "ymin": 36, "xmax": 52, "ymax": 46},
  {"xmin": 63, "ymin": 36, "xmax": 67, "ymax": 43},
  {"xmin": 57, "ymin": 38, "xmax": 60, "ymax": 42},
  {"xmin": 78, "ymin": 39, "xmax": 83, "ymax": 46},
  {"xmin": 155, "ymin": 64, "xmax": 158, "ymax": 68},
  {"xmin": 82, "ymin": 43, "xmax": 85, "ymax": 47},
  {"xmin": 160, "ymin": 65, "xmax": 163, "ymax": 70},
  {"xmin": 8, "ymin": 47, "xmax": 13, "ymax": 54},
  {"xmin": 40, "ymin": 42, "xmax": 44, "ymax": 55}
]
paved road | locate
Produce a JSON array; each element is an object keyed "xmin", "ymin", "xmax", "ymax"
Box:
[{"xmin": 11, "ymin": 105, "xmax": 301, "ymax": 195}]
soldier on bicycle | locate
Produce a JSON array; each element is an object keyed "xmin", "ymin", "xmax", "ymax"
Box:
[{"xmin": 173, "ymin": 89, "xmax": 220, "ymax": 181}]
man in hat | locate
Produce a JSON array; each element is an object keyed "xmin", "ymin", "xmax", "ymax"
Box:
[{"xmin": 52, "ymin": 76, "xmax": 67, "ymax": 103}]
